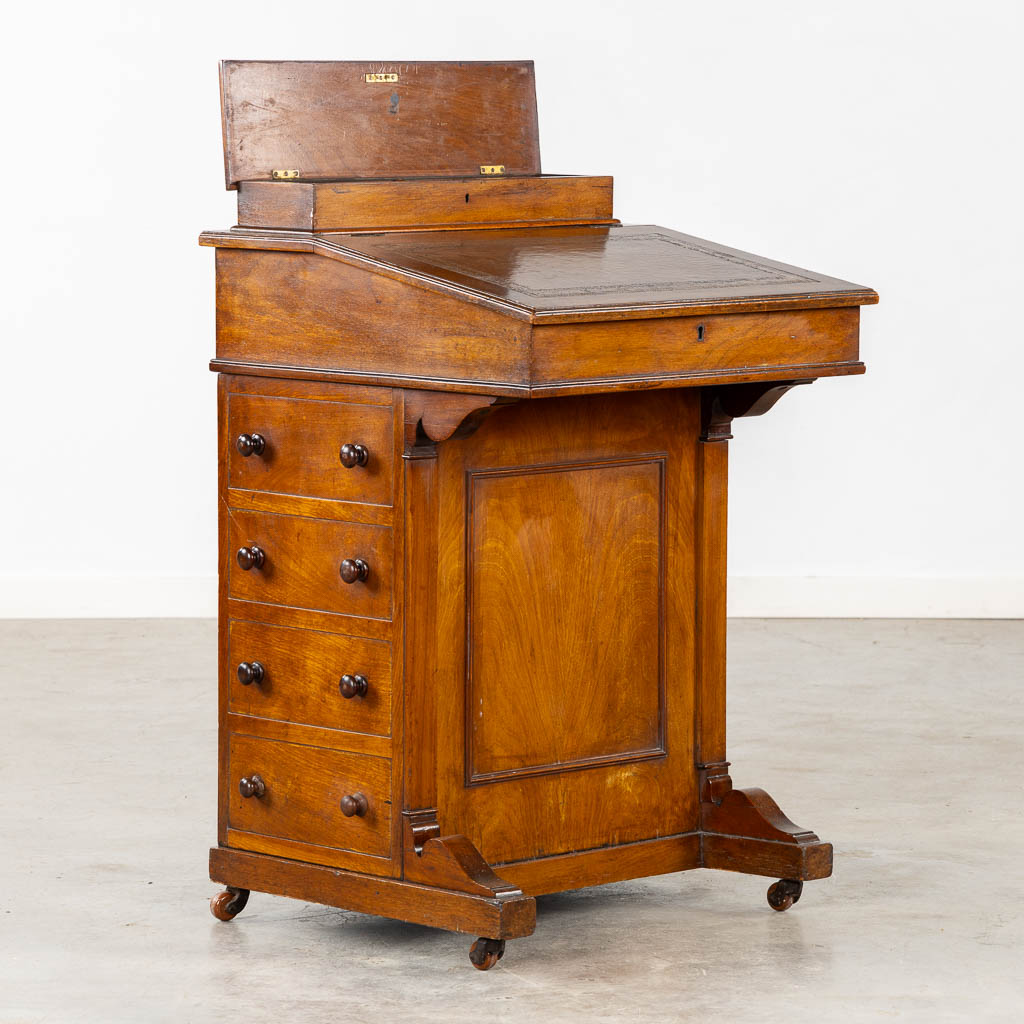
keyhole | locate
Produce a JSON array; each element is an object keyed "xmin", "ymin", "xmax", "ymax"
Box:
[
  {"xmin": 465, "ymin": 193, "xmax": 470, "ymax": 203},
  {"xmin": 697, "ymin": 324, "xmax": 705, "ymax": 341}
]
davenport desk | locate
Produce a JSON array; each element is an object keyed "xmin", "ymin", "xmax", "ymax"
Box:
[{"xmin": 202, "ymin": 60, "xmax": 877, "ymax": 970}]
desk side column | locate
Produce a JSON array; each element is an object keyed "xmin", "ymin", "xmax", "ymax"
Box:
[
  {"xmin": 695, "ymin": 382, "xmax": 835, "ymax": 896},
  {"xmin": 399, "ymin": 391, "xmax": 536, "ymax": 940}
]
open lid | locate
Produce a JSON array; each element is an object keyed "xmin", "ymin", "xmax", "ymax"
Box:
[{"xmin": 219, "ymin": 60, "xmax": 541, "ymax": 189}]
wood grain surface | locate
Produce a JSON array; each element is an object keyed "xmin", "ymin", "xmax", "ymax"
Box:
[
  {"xmin": 228, "ymin": 390, "xmax": 394, "ymax": 505},
  {"xmin": 430, "ymin": 390, "xmax": 699, "ymax": 864},
  {"xmin": 237, "ymin": 176, "xmax": 614, "ymax": 231},
  {"xmin": 227, "ymin": 733, "xmax": 392, "ymax": 857},
  {"xmin": 220, "ymin": 61, "xmax": 540, "ymax": 188},
  {"xmin": 210, "ymin": 846, "xmax": 536, "ymax": 938},
  {"xmin": 227, "ymin": 507, "xmax": 394, "ymax": 620},
  {"xmin": 228, "ymin": 618, "xmax": 392, "ymax": 737},
  {"xmin": 466, "ymin": 457, "xmax": 665, "ymax": 781}
]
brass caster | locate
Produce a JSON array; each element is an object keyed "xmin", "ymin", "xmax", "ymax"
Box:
[
  {"xmin": 469, "ymin": 937, "xmax": 506, "ymax": 970},
  {"xmin": 210, "ymin": 886, "xmax": 250, "ymax": 921},
  {"xmin": 767, "ymin": 878, "xmax": 803, "ymax": 912}
]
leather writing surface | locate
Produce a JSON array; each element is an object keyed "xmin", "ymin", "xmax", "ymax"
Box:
[{"xmin": 333, "ymin": 225, "xmax": 874, "ymax": 315}]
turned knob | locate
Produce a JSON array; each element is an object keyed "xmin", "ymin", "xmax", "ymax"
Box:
[
  {"xmin": 236, "ymin": 545, "xmax": 265, "ymax": 571},
  {"xmin": 236, "ymin": 433, "xmax": 266, "ymax": 457},
  {"xmin": 339, "ymin": 443, "xmax": 369, "ymax": 468},
  {"xmin": 339, "ymin": 558, "xmax": 369, "ymax": 584},
  {"xmin": 238, "ymin": 774, "xmax": 266, "ymax": 798},
  {"xmin": 236, "ymin": 661, "xmax": 264, "ymax": 686},
  {"xmin": 339, "ymin": 674, "xmax": 369, "ymax": 699},
  {"xmin": 340, "ymin": 792, "xmax": 368, "ymax": 817}
]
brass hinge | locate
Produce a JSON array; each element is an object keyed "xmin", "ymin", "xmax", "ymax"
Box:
[
  {"xmin": 479, "ymin": 165, "xmax": 506, "ymax": 176},
  {"xmin": 271, "ymin": 169, "xmax": 301, "ymax": 181},
  {"xmin": 365, "ymin": 73, "xmax": 399, "ymax": 83}
]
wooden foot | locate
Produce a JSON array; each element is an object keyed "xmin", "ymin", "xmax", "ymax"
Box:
[
  {"xmin": 766, "ymin": 878, "xmax": 803, "ymax": 911},
  {"xmin": 403, "ymin": 811, "xmax": 532, "ymax": 898},
  {"xmin": 210, "ymin": 847, "xmax": 535, "ymax": 940},
  {"xmin": 699, "ymin": 764, "xmax": 833, "ymax": 881},
  {"xmin": 210, "ymin": 886, "xmax": 250, "ymax": 921},
  {"xmin": 469, "ymin": 937, "xmax": 506, "ymax": 970}
]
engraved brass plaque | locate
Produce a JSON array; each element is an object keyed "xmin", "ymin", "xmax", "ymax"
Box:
[{"xmin": 365, "ymin": 73, "xmax": 399, "ymax": 83}]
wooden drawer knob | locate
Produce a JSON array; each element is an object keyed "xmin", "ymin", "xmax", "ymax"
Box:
[
  {"xmin": 236, "ymin": 661, "xmax": 264, "ymax": 686},
  {"xmin": 236, "ymin": 433, "xmax": 266, "ymax": 457},
  {"xmin": 236, "ymin": 545, "xmax": 265, "ymax": 571},
  {"xmin": 340, "ymin": 792, "xmax": 368, "ymax": 817},
  {"xmin": 339, "ymin": 443, "xmax": 369, "ymax": 468},
  {"xmin": 339, "ymin": 674, "xmax": 368, "ymax": 699},
  {"xmin": 238, "ymin": 774, "xmax": 266, "ymax": 798},
  {"xmin": 339, "ymin": 558, "xmax": 369, "ymax": 584}
]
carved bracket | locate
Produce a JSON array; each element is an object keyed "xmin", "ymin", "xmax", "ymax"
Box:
[
  {"xmin": 700, "ymin": 379, "xmax": 814, "ymax": 442},
  {"xmin": 402, "ymin": 810, "xmax": 525, "ymax": 900},
  {"xmin": 698, "ymin": 765, "xmax": 820, "ymax": 844},
  {"xmin": 403, "ymin": 391, "xmax": 516, "ymax": 456}
]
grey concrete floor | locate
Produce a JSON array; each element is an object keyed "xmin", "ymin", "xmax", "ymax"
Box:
[{"xmin": 1, "ymin": 619, "xmax": 1022, "ymax": 1023}]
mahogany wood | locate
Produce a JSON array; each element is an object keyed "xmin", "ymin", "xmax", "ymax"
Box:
[
  {"xmin": 213, "ymin": 248, "xmax": 532, "ymax": 387},
  {"xmin": 227, "ymin": 390, "xmax": 394, "ymax": 505},
  {"xmin": 226, "ymin": 713, "xmax": 391, "ymax": 760},
  {"xmin": 204, "ymin": 58, "xmax": 873, "ymax": 968},
  {"xmin": 208, "ymin": 244, "xmax": 869, "ymax": 395},
  {"xmin": 433, "ymin": 392, "xmax": 698, "ymax": 865},
  {"xmin": 226, "ymin": 508, "xmax": 393, "ymax": 620},
  {"xmin": 220, "ymin": 61, "xmax": 540, "ymax": 188},
  {"xmin": 227, "ymin": 733, "xmax": 391, "ymax": 859},
  {"xmin": 236, "ymin": 175, "xmax": 614, "ymax": 232},
  {"xmin": 465, "ymin": 455, "xmax": 665, "ymax": 782},
  {"xmin": 495, "ymin": 833, "xmax": 701, "ymax": 897},
  {"xmin": 227, "ymin": 618, "xmax": 392, "ymax": 737},
  {"xmin": 210, "ymin": 847, "xmax": 536, "ymax": 939}
]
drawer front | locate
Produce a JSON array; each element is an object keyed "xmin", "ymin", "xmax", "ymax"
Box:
[
  {"xmin": 229, "ymin": 620, "xmax": 391, "ymax": 736},
  {"xmin": 228, "ymin": 733, "xmax": 391, "ymax": 858},
  {"xmin": 228, "ymin": 508, "xmax": 393, "ymax": 620},
  {"xmin": 228, "ymin": 391, "xmax": 394, "ymax": 505}
]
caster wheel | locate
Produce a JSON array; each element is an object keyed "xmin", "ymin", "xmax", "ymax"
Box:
[
  {"xmin": 767, "ymin": 878, "xmax": 803, "ymax": 912},
  {"xmin": 469, "ymin": 937, "xmax": 506, "ymax": 971},
  {"xmin": 210, "ymin": 886, "xmax": 250, "ymax": 921}
]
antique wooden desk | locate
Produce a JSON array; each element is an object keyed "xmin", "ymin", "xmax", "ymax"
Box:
[{"xmin": 202, "ymin": 60, "xmax": 877, "ymax": 970}]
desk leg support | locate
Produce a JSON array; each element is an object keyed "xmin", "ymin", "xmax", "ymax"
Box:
[
  {"xmin": 399, "ymin": 394, "xmax": 535, "ymax": 966},
  {"xmin": 698, "ymin": 763, "xmax": 833, "ymax": 885},
  {"xmin": 402, "ymin": 810, "xmax": 536, "ymax": 967},
  {"xmin": 695, "ymin": 382, "xmax": 833, "ymax": 905}
]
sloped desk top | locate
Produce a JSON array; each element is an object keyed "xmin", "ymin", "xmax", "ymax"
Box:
[
  {"xmin": 203, "ymin": 222, "xmax": 875, "ymax": 395},
  {"xmin": 202, "ymin": 223, "xmax": 877, "ymax": 325},
  {"xmin": 332, "ymin": 224, "xmax": 877, "ymax": 321}
]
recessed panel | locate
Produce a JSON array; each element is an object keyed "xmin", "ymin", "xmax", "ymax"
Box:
[{"xmin": 466, "ymin": 458, "xmax": 665, "ymax": 782}]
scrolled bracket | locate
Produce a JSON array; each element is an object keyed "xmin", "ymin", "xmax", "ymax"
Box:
[
  {"xmin": 700, "ymin": 379, "xmax": 814, "ymax": 442},
  {"xmin": 403, "ymin": 391, "xmax": 517, "ymax": 457}
]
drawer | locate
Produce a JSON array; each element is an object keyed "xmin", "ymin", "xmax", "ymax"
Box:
[
  {"xmin": 228, "ymin": 391, "xmax": 394, "ymax": 505},
  {"xmin": 229, "ymin": 619, "xmax": 391, "ymax": 737},
  {"xmin": 228, "ymin": 733, "xmax": 391, "ymax": 858},
  {"xmin": 228, "ymin": 508, "xmax": 393, "ymax": 620}
]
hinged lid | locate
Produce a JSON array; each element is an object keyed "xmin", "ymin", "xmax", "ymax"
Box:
[{"xmin": 219, "ymin": 60, "xmax": 541, "ymax": 189}]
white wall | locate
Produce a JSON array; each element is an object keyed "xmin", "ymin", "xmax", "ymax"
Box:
[{"xmin": 2, "ymin": 0, "xmax": 1021, "ymax": 618}]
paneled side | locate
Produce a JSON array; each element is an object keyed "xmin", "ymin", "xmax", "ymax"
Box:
[
  {"xmin": 215, "ymin": 249, "xmax": 530, "ymax": 388},
  {"xmin": 433, "ymin": 391, "xmax": 700, "ymax": 865},
  {"xmin": 466, "ymin": 458, "xmax": 665, "ymax": 782}
]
